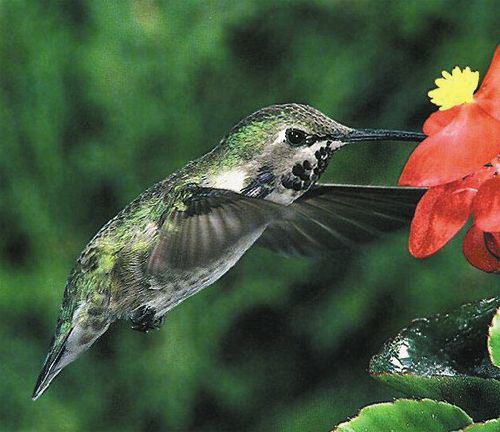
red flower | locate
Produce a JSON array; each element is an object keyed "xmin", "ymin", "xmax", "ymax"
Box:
[
  {"xmin": 400, "ymin": 46, "xmax": 500, "ymax": 187},
  {"xmin": 408, "ymin": 159, "xmax": 499, "ymax": 273},
  {"xmin": 399, "ymin": 46, "xmax": 500, "ymax": 273},
  {"xmin": 463, "ymin": 226, "xmax": 500, "ymax": 273},
  {"xmin": 473, "ymin": 175, "xmax": 500, "ymax": 232}
]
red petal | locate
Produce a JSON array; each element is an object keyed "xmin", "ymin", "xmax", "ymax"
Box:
[
  {"xmin": 463, "ymin": 225, "xmax": 500, "ymax": 273},
  {"xmin": 399, "ymin": 103, "xmax": 500, "ymax": 186},
  {"xmin": 473, "ymin": 176, "xmax": 500, "ymax": 232},
  {"xmin": 423, "ymin": 106, "xmax": 461, "ymax": 136},
  {"xmin": 485, "ymin": 232, "xmax": 500, "ymax": 259},
  {"xmin": 475, "ymin": 46, "xmax": 500, "ymax": 122},
  {"xmin": 409, "ymin": 182, "xmax": 476, "ymax": 258}
]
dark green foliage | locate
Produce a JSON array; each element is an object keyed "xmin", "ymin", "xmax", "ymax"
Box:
[
  {"xmin": 370, "ymin": 298, "xmax": 500, "ymax": 420},
  {"xmin": 0, "ymin": 1, "xmax": 497, "ymax": 430},
  {"xmin": 488, "ymin": 307, "xmax": 500, "ymax": 368}
]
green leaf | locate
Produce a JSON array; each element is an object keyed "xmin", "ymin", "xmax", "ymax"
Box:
[
  {"xmin": 333, "ymin": 399, "xmax": 472, "ymax": 432},
  {"xmin": 488, "ymin": 307, "xmax": 500, "ymax": 368},
  {"xmin": 370, "ymin": 297, "xmax": 500, "ymax": 420},
  {"xmin": 461, "ymin": 419, "xmax": 500, "ymax": 431}
]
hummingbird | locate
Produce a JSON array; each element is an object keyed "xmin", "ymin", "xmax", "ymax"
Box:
[{"xmin": 33, "ymin": 103, "xmax": 425, "ymax": 400}]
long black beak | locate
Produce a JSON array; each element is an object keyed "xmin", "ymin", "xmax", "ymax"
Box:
[{"xmin": 345, "ymin": 128, "xmax": 426, "ymax": 143}]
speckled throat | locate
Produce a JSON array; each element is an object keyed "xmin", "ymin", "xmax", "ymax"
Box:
[{"xmin": 281, "ymin": 138, "xmax": 337, "ymax": 192}]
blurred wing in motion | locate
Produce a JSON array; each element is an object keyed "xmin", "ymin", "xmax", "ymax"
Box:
[
  {"xmin": 257, "ymin": 184, "xmax": 426, "ymax": 258},
  {"xmin": 147, "ymin": 187, "xmax": 286, "ymax": 274}
]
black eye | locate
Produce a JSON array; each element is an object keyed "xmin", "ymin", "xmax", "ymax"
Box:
[{"xmin": 286, "ymin": 128, "xmax": 307, "ymax": 146}]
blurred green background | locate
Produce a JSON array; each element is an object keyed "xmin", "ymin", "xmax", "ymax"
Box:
[{"xmin": 0, "ymin": 0, "xmax": 498, "ymax": 430}]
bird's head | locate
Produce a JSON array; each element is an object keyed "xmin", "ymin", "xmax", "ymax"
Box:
[{"xmin": 208, "ymin": 104, "xmax": 425, "ymax": 204}]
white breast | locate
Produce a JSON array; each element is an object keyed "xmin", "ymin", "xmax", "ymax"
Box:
[{"xmin": 210, "ymin": 168, "xmax": 248, "ymax": 192}]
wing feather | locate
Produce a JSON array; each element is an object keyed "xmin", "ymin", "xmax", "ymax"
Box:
[
  {"xmin": 257, "ymin": 184, "xmax": 426, "ymax": 257},
  {"xmin": 147, "ymin": 187, "xmax": 285, "ymax": 275}
]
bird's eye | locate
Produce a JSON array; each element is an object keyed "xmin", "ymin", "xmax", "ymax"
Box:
[{"xmin": 286, "ymin": 128, "xmax": 307, "ymax": 147}]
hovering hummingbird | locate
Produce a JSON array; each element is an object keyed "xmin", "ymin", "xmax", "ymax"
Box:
[{"xmin": 33, "ymin": 104, "xmax": 425, "ymax": 399}]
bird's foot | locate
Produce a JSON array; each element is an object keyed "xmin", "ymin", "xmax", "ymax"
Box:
[{"xmin": 130, "ymin": 306, "xmax": 164, "ymax": 333}]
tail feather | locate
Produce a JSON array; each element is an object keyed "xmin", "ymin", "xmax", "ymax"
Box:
[
  {"xmin": 33, "ymin": 317, "xmax": 110, "ymax": 400},
  {"xmin": 32, "ymin": 328, "xmax": 73, "ymax": 400}
]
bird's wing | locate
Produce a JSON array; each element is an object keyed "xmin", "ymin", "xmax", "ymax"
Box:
[
  {"xmin": 147, "ymin": 186, "xmax": 286, "ymax": 275},
  {"xmin": 256, "ymin": 184, "xmax": 426, "ymax": 258}
]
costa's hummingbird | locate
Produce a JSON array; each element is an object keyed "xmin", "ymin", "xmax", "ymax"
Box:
[{"xmin": 33, "ymin": 104, "xmax": 425, "ymax": 399}]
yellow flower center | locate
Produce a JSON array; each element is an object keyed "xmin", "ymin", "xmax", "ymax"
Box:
[{"xmin": 427, "ymin": 66, "xmax": 479, "ymax": 111}]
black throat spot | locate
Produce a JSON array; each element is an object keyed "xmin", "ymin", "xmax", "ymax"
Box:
[{"xmin": 282, "ymin": 141, "xmax": 335, "ymax": 191}]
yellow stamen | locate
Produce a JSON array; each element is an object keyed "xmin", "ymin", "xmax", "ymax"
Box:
[{"xmin": 428, "ymin": 66, "xmax": 479, "ymax": 111}]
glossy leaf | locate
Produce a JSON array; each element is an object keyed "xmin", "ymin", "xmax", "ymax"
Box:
[
  {"xmin": 332, "ymin": 399, "xmax": 472, "ymax": 432},
  {"xmin": 488, "ymin": 308, "xmax": 500, "ymax": 368},
  {"xmin": 370, "ymin": 298, "xmax": 500, "ymax": 420}
]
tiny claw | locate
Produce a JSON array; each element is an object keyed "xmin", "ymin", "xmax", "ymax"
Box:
[{"xmin": 130, "ymin": 306, "xmax": 164, "ymax": 333}]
